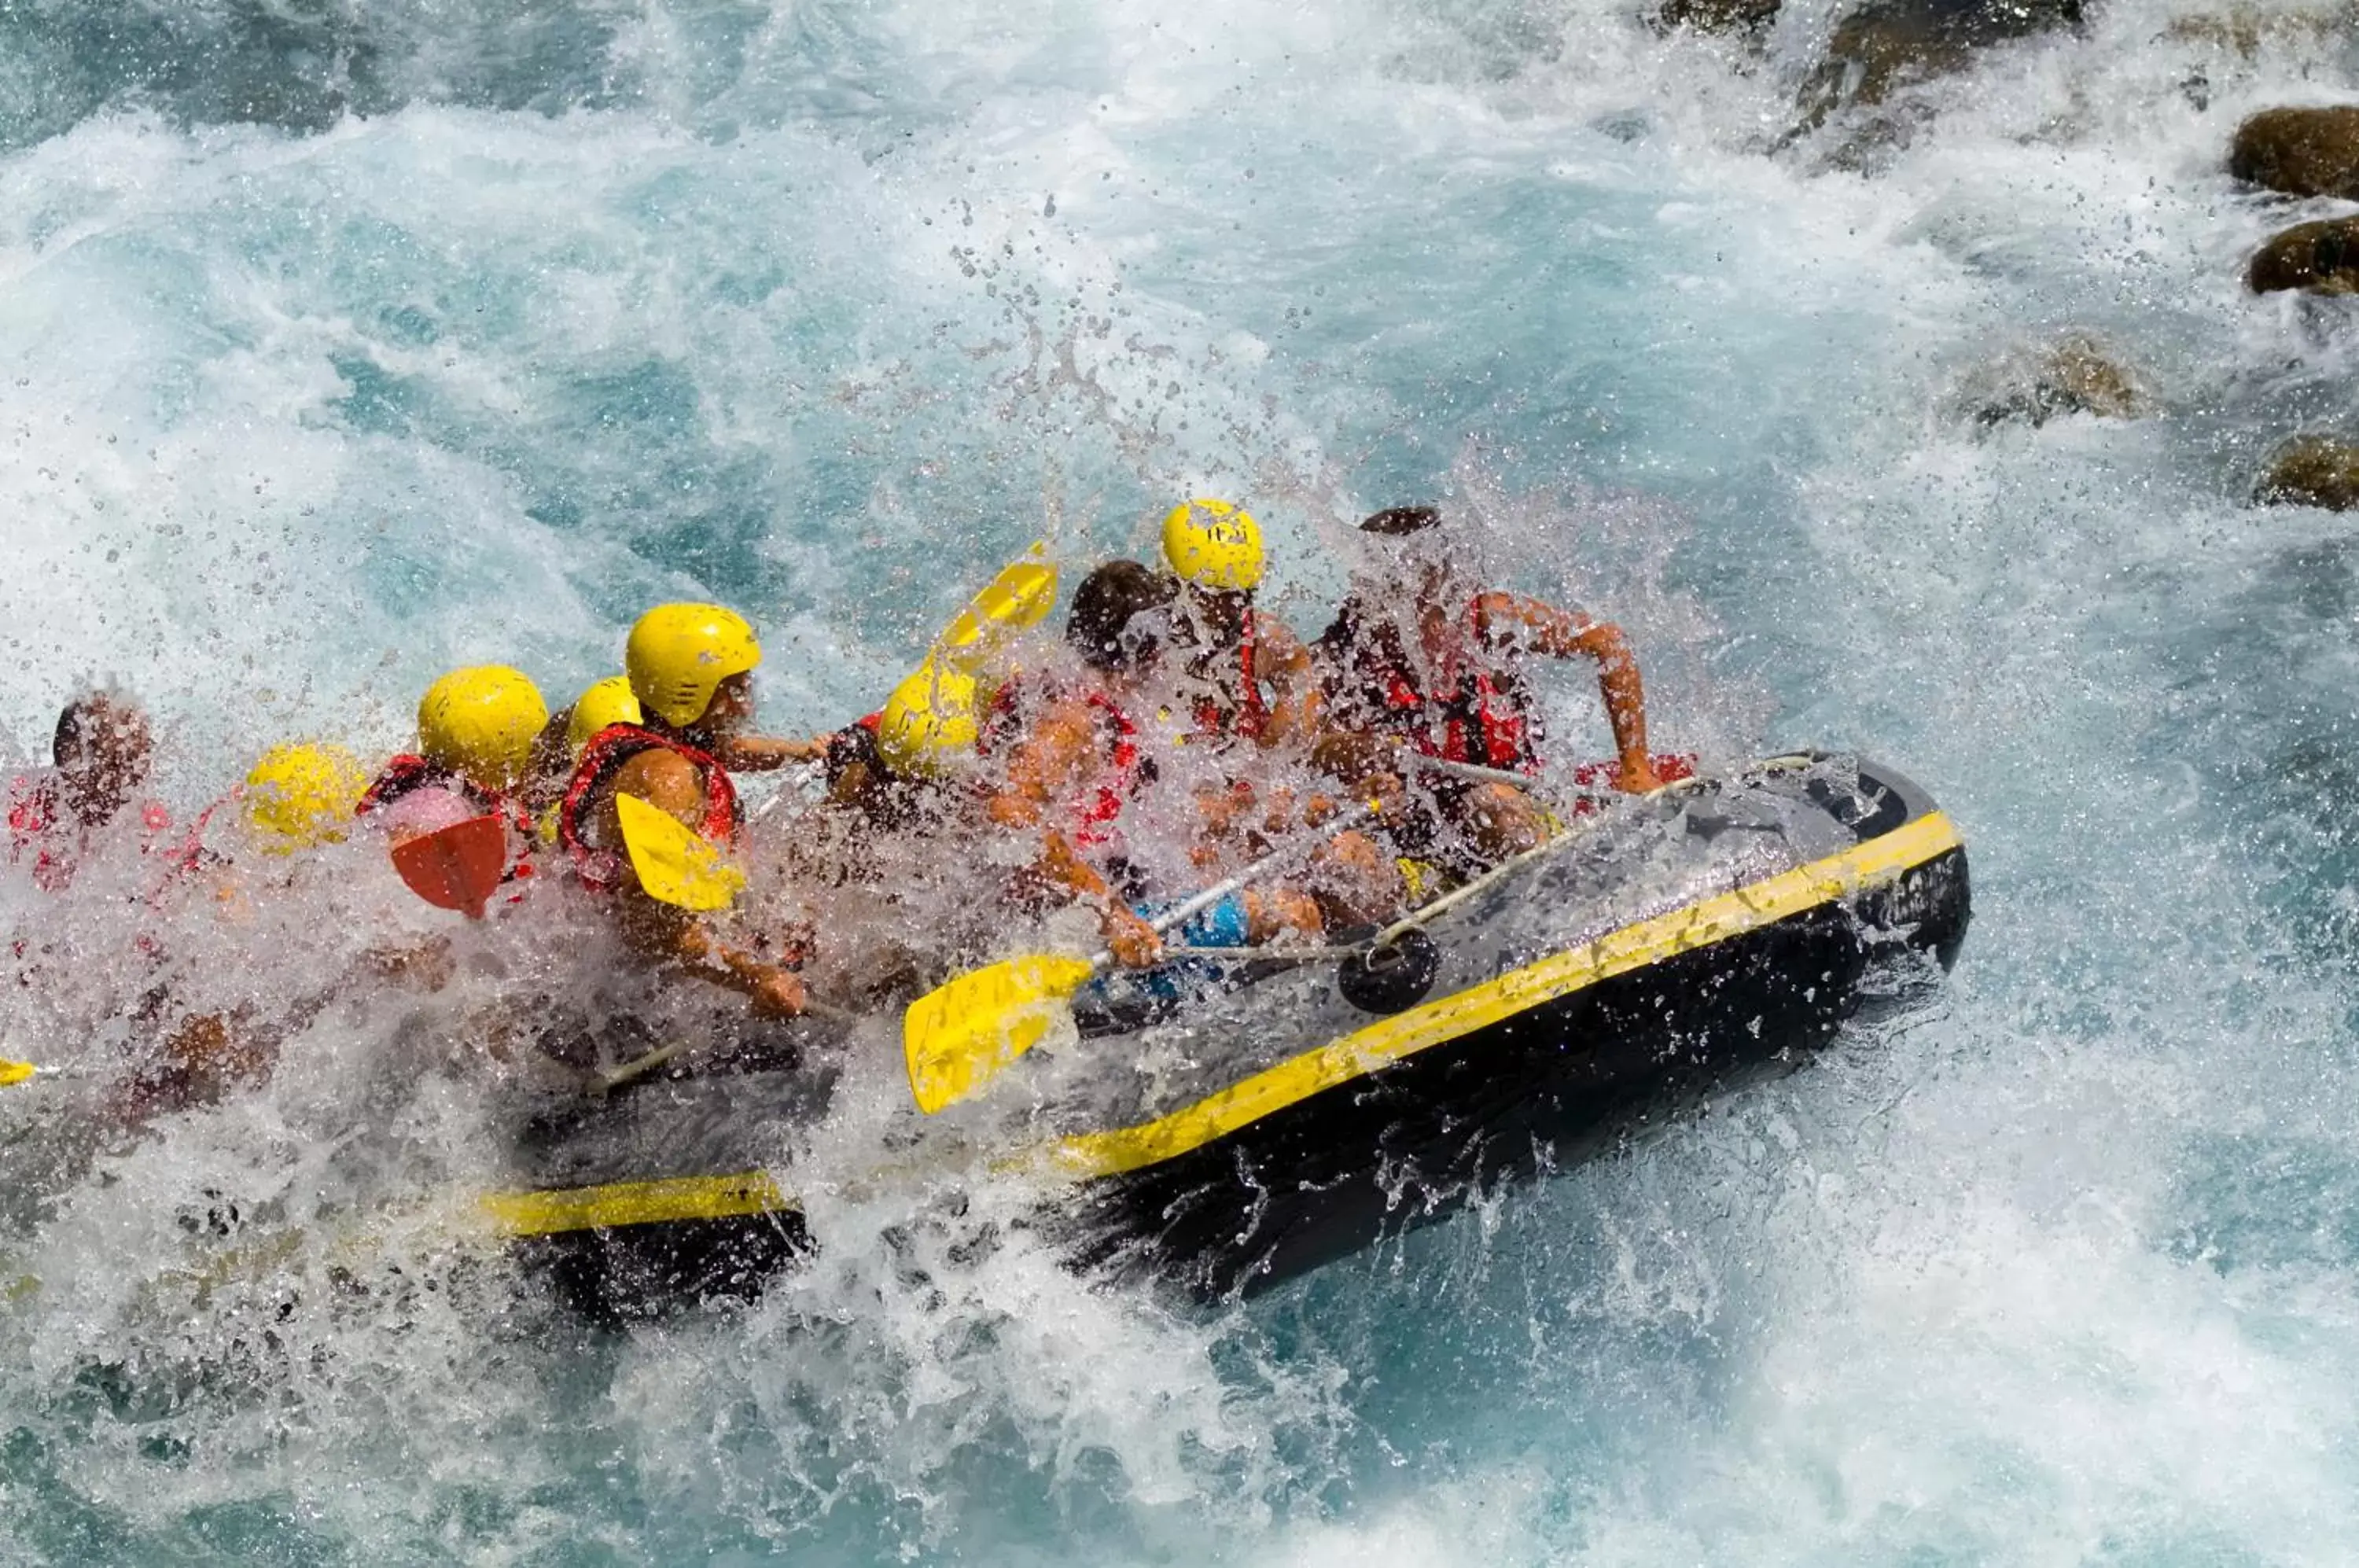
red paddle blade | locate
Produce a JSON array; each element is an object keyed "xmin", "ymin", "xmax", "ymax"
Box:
[{"xmin": 390, "ymin": 814, "xmax": 508, "ymax": 918}]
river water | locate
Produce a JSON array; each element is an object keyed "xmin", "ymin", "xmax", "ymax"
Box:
[{"xmin": 3, "ymin": 0, "xmax": 2357, "ymax": 1561}]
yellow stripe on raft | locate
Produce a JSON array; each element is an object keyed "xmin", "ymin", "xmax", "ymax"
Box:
[
  {"xmin": 477, "ymin": 1170, "xmax": 796, "ymax": 1239},
  {"xmin": 1050, "ymin": 810, "xmax": 1963, "ymax": 1181},
  {"xmin": 472, "ymin": 812, "xmax": 1960, "ymax": 1236}
]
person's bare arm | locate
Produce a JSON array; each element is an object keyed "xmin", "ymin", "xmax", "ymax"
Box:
[
  {"xmin": 611, "ymin": 875, "xmax": 805, "ymax": 1016},
  {"xmin": 1309, "ymin": 728, "xmax": 1391, "ymax": 784},
  {"xmin": 984, "ymin": 699, "xmax": 1095, "ymax": 830},
  {"xmin": 672, "ymin": 920, "xmax": 808, "ymax": 1017},
  {"xmin": 1474, "ymin": 592, "xmax": 1661, "ymax": 793},
  {"xmin": 981, "ymin": 697, "xmax": 1160, "ymax": 964},
  {"xmin": 604, "ymin": 752, "xmax": 806, "ymax": 1014},
  {"xmin": 1250, "ymin": 614, "xmax": 1323, "ymax": 747},
  {"xmin": 1035, "ymin": 830, "xmax": 1161, "ymax": 968},
  {"xmin": 716, "ymin": 734, "xmax": 831, "ymax": 771}
]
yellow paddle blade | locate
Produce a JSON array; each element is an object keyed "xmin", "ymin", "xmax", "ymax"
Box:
[
  {"xmin": 0, "ymin": 1059, "xmax": 34, "ymax": 1088},
  {"xmin": 903, "ymin": 952, "xmax": 1099, "ymax": 1114},
  {"xmin": 937, "ymin": 550, "xmax": 1058, "ymax": 669},
  {"xmin": 616, "ymin": 793, "xmax": 747, "ymax": 913}
]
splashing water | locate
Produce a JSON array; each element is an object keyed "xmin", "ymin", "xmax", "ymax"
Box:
[{"xmin": 5, "ymin": 0, "xmax": 2359, "ymax": 1560}]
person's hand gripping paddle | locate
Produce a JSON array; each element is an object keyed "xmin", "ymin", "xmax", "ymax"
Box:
[
  {"xmin": 902, "ymin": 801, "xmax": 1376, "ymax": 1115},
  {"xmin": 610, "ymin": 794, "xmax": 852, "ymax": 1033}
]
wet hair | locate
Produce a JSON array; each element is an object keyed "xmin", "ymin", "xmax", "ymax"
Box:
[
  {"xmin": 1359, "ymin": 505, "xmax": 1442, "ymax": 537},
  {"xmin": 51, "ymin": 690, "xmax": 153, "ymax": 826},
  {"xmin": 1067, "ymin": 559, "xmax": 1178, "ymax": 673},
  {"xmin": 53, "ymin": 697, "xmax": 97, "ymax": 765},
  {"xmin": 53, "ymin": 691, "xmax": 146, "ymax": 767},
  {"xmin": 822, "ymin": 719, "xmax": 884, "ymax": 789}
]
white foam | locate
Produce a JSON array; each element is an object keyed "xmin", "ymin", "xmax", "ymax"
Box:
[{"xmin": 5, "ymin": 0, "xmax": 2359, "ymax": 1559}]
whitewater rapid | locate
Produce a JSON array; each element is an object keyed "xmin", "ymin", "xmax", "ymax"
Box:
[{"xmin": 5, "ymin": 0, "xmax": 2359, "ymax": 1560}]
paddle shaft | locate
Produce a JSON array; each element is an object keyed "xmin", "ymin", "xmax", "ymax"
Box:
[
  {"xmin": 1399, "ymin": 752, "xmax": 1534, "ymax": 789},
  {"xmin": 901, "ymin": 799, "xmax": 1382, "ymax": 1114},
  {"xmin": 0, "ymin": 1060, "xmax": 98, "ymax": 1088},
  {"xmin": 1176, "ymin": 773, "xmax": 1686, "ymax": 964},
  {"xmin": 1396, "ymin": 750, "xmax": 1636, "ymax": 799},
  {"xmin": 1099, "ymin": 799, "xmax": 1378, "ymax": 967},
  {"xmin": 595, "ymin": 999, "xmax": 858, "ymax": 1093},
  {"xmin": 1158, "ymin": 945, "xmax": 1360, "ymax": 962},
  {"xmin": 1372, "ymin": 767, "xmax": 1706, "ymax": 944},
  {"xmin": 1179, "ymin": 833, "xmax": 1630, "ymax": 964}
]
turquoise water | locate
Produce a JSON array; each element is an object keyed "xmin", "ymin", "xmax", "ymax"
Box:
[{"xmin": 6, "ymin": 0, "xmax": 2359, "ymax": 1560}]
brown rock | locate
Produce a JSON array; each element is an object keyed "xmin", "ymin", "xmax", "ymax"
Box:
[
  {"xmin": 2258, "ymin": 436, "xmax": 2359, "ymax": 510},
  {"xmin": 2247, "ymin": 217, "xmax": 2359, "ymax": 294},
  {"xmin": 1796, "ymin": 0, "xmax": 2084, "ymax": 131},
  {"xmin": 1656, "ymin": 0, "xmax": 1781, "ymax": 32},
  {"xmin": 2166, "ymin": 4, "xmax": 2356, "ymax": 58},
  {"xmin": 2231, "ymin": 106, "xmax": 2359, "ymax": 199},
  {"xmin": 1969, "ymin": 334, "xmax": 2153, "ymax": 428}
]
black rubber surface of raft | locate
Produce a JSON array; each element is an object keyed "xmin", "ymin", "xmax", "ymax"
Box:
[
  {"xmin": 1059, "ymin": 845, "xmax": 1968, "ymax": 1299},
  {"xmin": 517, "ymin": 1207, "xmax": 813, "ymax": 1323},
  {"xmin": 502, "ymin": 759, "xmax": 1971, "ymax": 1318}
]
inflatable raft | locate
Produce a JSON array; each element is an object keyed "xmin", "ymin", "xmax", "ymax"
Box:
[{"xmin": 483, "ymin": 753, "xmax": 1970, "ymax": 1316}]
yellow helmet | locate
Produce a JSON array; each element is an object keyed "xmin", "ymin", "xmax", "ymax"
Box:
[
  {"xmin": 243, "ymin": 742, "xmax": 368, "ymax": 851},
  {"xmin": 1161, "ymin": 498, "xmax": 1266, "ymax": 592},
  {"xmin": 874, "ymin": 660, "xmax": 980, "ymax": 779},
  {"xmin": 417, "ymin": 665, "xmax": 549, "ymax": 793},
  {"xmin": 565, "ymin": 675, "xmax": 643, "ymax": 751},
  {"xmin": 626, "ymin": 603, "xmax": 761, "ymax": 728}
]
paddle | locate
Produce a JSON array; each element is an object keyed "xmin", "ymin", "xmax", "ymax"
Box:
[
  {"xmin": 903, "ymin": 801, "xmax": 1378, "ymax": 1115},
  {"xmin": 743, "ymin": 551, "xmax": 1058, "ymax": 831},
  {"xmin": 389, "ymin": 814, "xmax": 510, "ymax": 918},
  {"xmin": 1391, "ymin": 751, "xmax": 1643, "ymax": 817},
  {"xmin": 1400, "ymin": 753, "xmax": 1539, "ymax": 789},
  {"xmin": 605, "ymin": 800, "xmax": 857, "ymax": 1069},
  {"xmin": 591, "ymin": 997, "xmax": 859, "ymax": 1095},
  {"xmin": 615, "ymin": 793, "xmax": 747, "ymax": 911},
  {"xmin": 0, "ymin": 1057, "xmax": 109, "ymax": 1089},
  {"xmin": 934, "ymin": 547, "xmax": 1058, "ymax": 670}
]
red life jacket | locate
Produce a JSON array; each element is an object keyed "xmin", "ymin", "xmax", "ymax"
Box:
[
  {"xmin": 1187, "ymin": 613, "xmax": 1271, "ymax": 743},
  {"xmin": 557, "ymin": 724, "xmax": 741, "ymax": 892},
  {"xmin": 358, "ymin": 755, "xmax": 499, "ymax": 818},
  {"xmin": 982, "ymin": 677, "xmax": 1146, "ymax": 849},
  {"xmin": 1566, "ymin": 753, "xmax": 1698, "ymax": 815},
  {"xmin": 1069, "ymin": 690, "xmax": 1144, "ymax": 848},
  {"xmin": 7, "ymin": 778, "xmax": 67, "ymax": 892},
  {"xmin": 1354, "ymin": 599, "xmax": 1538, "ymax": 771},
  {"xmin": 358, "ymin": 754, "xmax": 539, "ymax": 887},
  {"xmin": 145, "ymin": 796, "xmax": 224, "ymax": 888},
  {"xmin": 7, "ymin": 778, "xmax": 189, "ymax": 893}
]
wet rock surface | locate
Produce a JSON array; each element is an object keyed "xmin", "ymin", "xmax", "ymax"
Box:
[
  {"xmin": 2247, "ymin": 216, "xmax": 2359, "ymax": 293},
  {"xmin": 2166, "ymin": 3, "xmax": 2358, "ymax": 58},
  {"xmin": 2232, "ymin": 105, "xmax": 2359, "ymax": 200},
  {"xmin": 2258, "ymin": 436, "xmax": 2359, "ymax": 510},
  {"xmin": 1795, "ymin": 0, "xmax": 2085, "ymax": 132},
  {"xmin": 1655, "ymin": 0, "xmax": 1782, "ymax": 34},
  {"xmin": 1965, "ymin": 335, "xmax": 2153, "ymax": 428}
]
